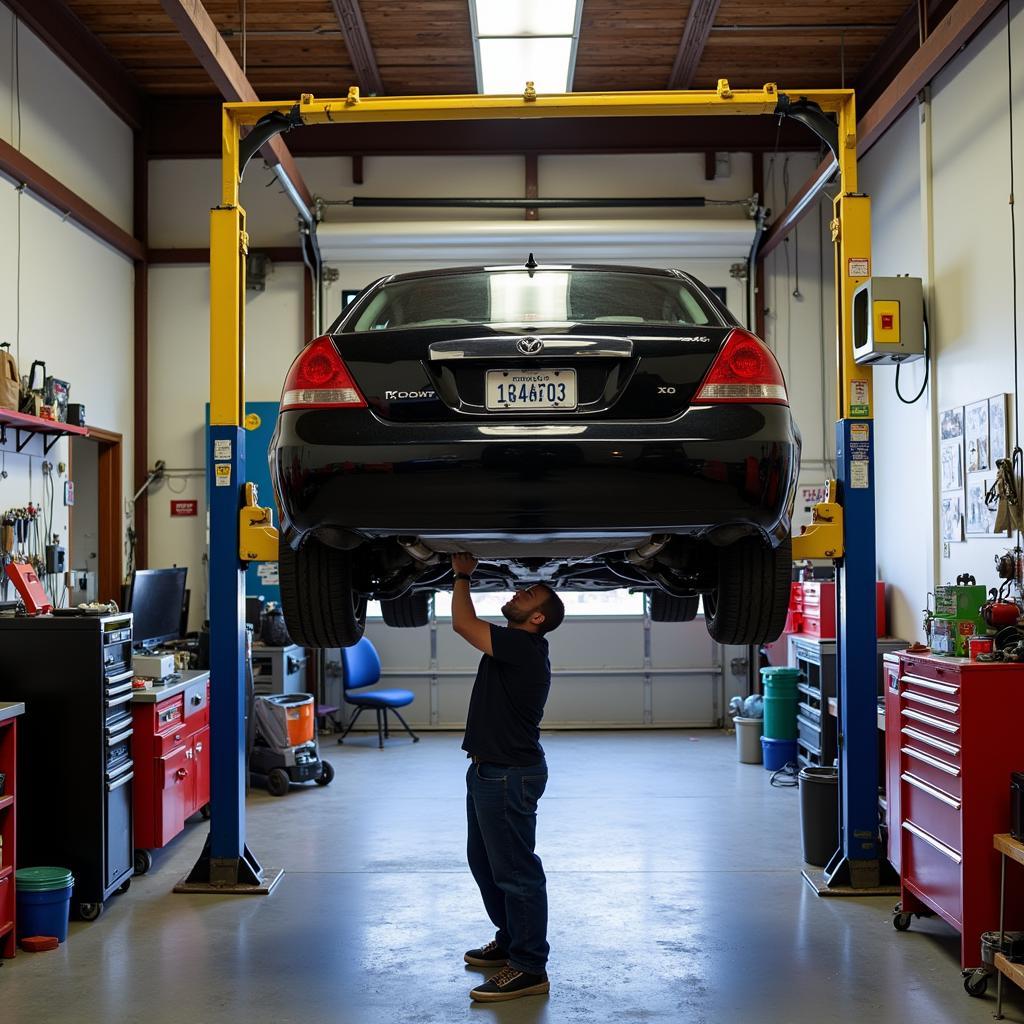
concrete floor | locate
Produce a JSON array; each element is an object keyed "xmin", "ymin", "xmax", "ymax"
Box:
[{"xmin": 4, "ymin": 730, "xmax": 1021, "ymax": 1023}]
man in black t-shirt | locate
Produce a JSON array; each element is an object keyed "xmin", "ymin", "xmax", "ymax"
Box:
[{"xmin": 450, "ymin": 552, "xmax": 565, "ymax": 1004}]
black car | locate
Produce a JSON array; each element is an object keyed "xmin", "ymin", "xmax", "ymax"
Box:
[{"xmin": 270, "ymin": 260, "xmax": 800, "ymax": 648}]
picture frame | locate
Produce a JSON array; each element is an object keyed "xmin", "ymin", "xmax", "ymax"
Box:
[
  {"xmin": 941, "ymin": 495, "xmax": 964, "ymax": 542},
  {"xmin": 965, "ymin": 400, "xmax": 990, "ymax": 473},
  {"xmin": 965, "ymin": 472, "xmax": 1008, "ymax": 537},
  {"xmin": 989, "ymin": 393, "xmax": 1008, "ymax": 466}
]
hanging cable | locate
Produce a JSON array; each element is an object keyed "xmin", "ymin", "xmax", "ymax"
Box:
[
  {"xmin": 1007, "ymin": 1, "xmax": 1021, "ymax": 554},
  {"xmin": 895, "ymin": 306, "xmax": 930, "ymax": 404}
]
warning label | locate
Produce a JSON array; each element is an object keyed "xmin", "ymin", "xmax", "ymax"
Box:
[
  {"xmin": 850, "ymin": 462, "xmax": 869, "ymax": 489},
  {"xmin": 849, "ymin": 380, "xmax": 870, "ymax": 418},
  {"xmin": 214, "ymin": 464, "xmax": 232, "ymax": 487},
  {"xmin": 213, "ymin": 439, "xmax": 232, "ymax": 461},
  {"xmin": 848, "ymin": 258, "xmax": 870, "ymax": 277}
]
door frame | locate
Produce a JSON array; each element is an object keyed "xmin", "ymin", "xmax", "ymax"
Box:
[{"xmin": 70, "ymin": 427, "xmax": 123, "ymax": 605}]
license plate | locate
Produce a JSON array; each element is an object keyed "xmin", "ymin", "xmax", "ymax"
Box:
[{"xmin": 485, "ymin": 368, "xmax": 577, "ymax": 411}]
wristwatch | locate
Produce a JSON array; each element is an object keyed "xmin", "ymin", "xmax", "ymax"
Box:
[{"xmin": 453, "ymin": 572, "xmax": 473, "ymax": 582}]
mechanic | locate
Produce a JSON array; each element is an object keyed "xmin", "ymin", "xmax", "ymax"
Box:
[{"xmin": 450, "ymin": 552, "xmax": 565, "ymax": 1003}]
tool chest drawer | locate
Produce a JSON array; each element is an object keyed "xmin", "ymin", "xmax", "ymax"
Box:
[
  {"xmin": 900, "ymin": 742, "xmax": 962, "ymax": 798},
  {"xmin": 902, "ymin": 821, "xmax": 962, "ymax": 923}
]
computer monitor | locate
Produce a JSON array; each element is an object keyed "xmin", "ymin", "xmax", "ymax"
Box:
[{"xmin": 128, "ymin": 567, "xmax": 188, "ymax": 650}]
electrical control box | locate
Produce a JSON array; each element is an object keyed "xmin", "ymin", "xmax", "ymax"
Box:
[{"xmin": 852, "ymin": 276, "xmax": 925, "ymax": 365}]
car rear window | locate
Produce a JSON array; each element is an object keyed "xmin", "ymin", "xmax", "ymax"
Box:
[{"xmin": 343, "ymin": 269, "xmax": 719, "ymax": 332}]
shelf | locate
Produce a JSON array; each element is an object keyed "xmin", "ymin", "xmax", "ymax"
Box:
[
  {"xmin": 995, "ymin": 952, "xmax": 1024, "ymax": 992},
  {"xmin": 0, "ymin": 795, "xmax": 12, "ymax": 812},
  {"xmin": 994, "ymin": 833, "xmax": 1024, "ymax": 869},
  {"xmin": 0, "ymin": 408, "xmax": 88, "ymax": 454}
]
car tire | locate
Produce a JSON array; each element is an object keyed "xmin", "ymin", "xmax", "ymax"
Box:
[
  {"xmin": 650, "ymin": 591, "xmax": 700, "ymax": 623},
  {"xmin": 279, "ymin": 535, "xmax": 367, "ymax": 648},
  {"xmin": 704, "ymin": 533, "xmax": 791, "ymax": 645},
  {"xmin": 381, "ymin": 591, "xmax": 431, "ymax": 628}
]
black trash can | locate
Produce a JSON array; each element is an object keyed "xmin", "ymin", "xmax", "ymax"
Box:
[{"xmin": 799, "ymin": 766, "xmax": 839, "ymax": 866}]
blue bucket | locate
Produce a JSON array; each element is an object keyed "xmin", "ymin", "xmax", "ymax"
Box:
[
  {"xmin": 16, "ymin": 884, "xmax": 73, "ymax": 942},
  {"xmin": 761, "ymin": 736, "xmax": 798, "ymax": 772}
]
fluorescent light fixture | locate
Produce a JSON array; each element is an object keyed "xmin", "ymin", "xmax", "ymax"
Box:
[
  {"xmin": 470, "ymin": 0, "xmax": 584, "ymax": 95},
  {"xmin": 479, "ymin": 38, "xmax": 574, "ymax": 94},
  {"xmin": 474, "ymin": 0, "xmax": 579, "ymax": 36}
]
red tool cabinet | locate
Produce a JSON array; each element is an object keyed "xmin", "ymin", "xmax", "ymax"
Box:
[
  {"xmin": 890, "ymin": 652, "xmax": 1024, "ymax": 969},
  {"xmin": 0, "ymin": 703, "xmax": 23, "ymax": 958},
  {"xmin": 131, "ymin": 671, "xmax": 210, "ymax": 868}
]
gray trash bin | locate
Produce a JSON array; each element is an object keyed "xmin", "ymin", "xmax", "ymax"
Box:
[{"xmin": 799, "ymin": 766, "xmax": 838, "ymax": 866}]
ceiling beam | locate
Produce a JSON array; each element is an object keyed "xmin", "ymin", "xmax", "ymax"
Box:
[
  {"xmin": 1, "ymin": 0, "xmax": 144, "ymax": 130},
  {"xmin": 759, "ymin": 0, "xmax": 1004, "ymax": 262},
  {"xmin": 329, "ymin": 0, "xmax": 384, "ymax": 96},
  {"xmin": 668, "ymin": 0, "xmax": 724, "ymax": 89},
  {"xmin": 157, "ymin": 0, "xmax": 314, "ymax": 215},
  {"xmin": 0, "ymin": 136, "xmax": 145, "ymax": 261}
]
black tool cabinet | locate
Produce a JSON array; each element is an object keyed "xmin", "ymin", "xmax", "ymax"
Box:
[
  {"xmin": 0, "ymin": 613, "xmax": 134, "ymax": 920},
  {"xmin": 791, "ymin": 635, "xmax": 907, "ymax": 769}
]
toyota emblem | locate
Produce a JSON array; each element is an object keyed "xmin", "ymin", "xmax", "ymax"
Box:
[{"xmin": 517, "ymin": 337, "xmax": 544, "ymax": 355}]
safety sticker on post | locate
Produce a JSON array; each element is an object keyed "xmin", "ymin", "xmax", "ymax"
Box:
[
  {"xmin": 848, "ymin": 258, "xmax": 869, "ymax": 277},
  {"xmin": 214, "ymin": 464, "xmax": 232, "ymax": 487},
  {"xmin": 850, "ymin": 462, "xmax": 869, "ymax": 489},
  {"xmin": 213, "ymin": 439, "xmax": 232, "ymax": 461},
  {"xmin": 849, "ymin": 380, "xmax": 870, "ymax": 417}
]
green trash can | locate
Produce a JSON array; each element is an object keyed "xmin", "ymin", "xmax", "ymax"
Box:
[{"xmin": 761, "ymin": 666, "xmax": 800, "ymax": 740}]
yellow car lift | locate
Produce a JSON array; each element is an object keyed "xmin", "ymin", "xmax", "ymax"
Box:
[{"xmin": 198, "ymin": 81, "xmax": 878, "ymax": 892}]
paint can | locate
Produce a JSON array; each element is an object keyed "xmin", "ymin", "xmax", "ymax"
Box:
[{"xmin": 968, "ymin": 635, "xmax": 993, "ymax": 660}]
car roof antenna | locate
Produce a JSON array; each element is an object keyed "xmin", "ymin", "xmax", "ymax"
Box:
[{"xmin": 525, "ymin": 252, "xmax": 538, "ymax": 276}]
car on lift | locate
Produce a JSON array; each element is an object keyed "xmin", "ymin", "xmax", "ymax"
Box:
[{"xmin": 270, "ymin": 259, "xmax": 800, "ymax": 648}]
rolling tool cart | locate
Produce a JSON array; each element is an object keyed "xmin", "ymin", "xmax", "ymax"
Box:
[
  {"xmin": 889, "ymin": 652, "xmax": 1024, "ymax": 996},
  {"xmin": 0, "ymin": 613, "xmax": 135, "ymax": 921},
  {"xmin": 250, "ymin": 693, "xmax": 334, "ymax": 797},
  {"xmin": 131, "ymin": 672, "xmax": 211, "ymax": 875}
]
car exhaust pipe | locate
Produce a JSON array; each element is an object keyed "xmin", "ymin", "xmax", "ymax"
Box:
[
  {"xmin": 625, "ymin": 534, "xmax": 672, "ymax": 567},
  {"xmin": 398, "ymin": 536, "xmax": 441, "ymax": 566}
]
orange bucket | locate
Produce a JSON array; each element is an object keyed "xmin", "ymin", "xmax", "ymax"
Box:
[{"xmin": 279, "ymin": 694, "xmax": 315, "ymax": 746}]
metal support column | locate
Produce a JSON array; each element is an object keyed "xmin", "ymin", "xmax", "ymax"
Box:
[
  {"xmin": 176, "ymin": 113, "xmax": 280, "ymax": 895},
  {"xmin": 825, "ymin": 418, "xmax": 881, "ymax": 887},
  {"xmin": 822, "ymin": 115, "xmax": 880, "ymax": 886}
]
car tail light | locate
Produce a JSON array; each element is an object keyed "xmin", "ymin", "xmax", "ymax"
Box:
[
  {"xmin": 281, "ymin": 336, "xmax": 366, "ymax": 411},
  {"xmin": 693, "ymin": 328, "xmax": 788, "ymax": 405}
]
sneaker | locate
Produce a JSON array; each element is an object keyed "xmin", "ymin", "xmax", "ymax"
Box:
[
  {"xmin": 470, "ymin": 965, "xmax": 550, "ymax": 1002},
  {"xmin": 464, "ymin": 939, "xmax": 509, "ymax": 967}
]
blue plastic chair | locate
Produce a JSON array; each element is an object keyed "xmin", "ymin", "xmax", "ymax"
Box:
[{"xmin": 337, "ymin": 636, "xmax": 419, "ymax": 749}]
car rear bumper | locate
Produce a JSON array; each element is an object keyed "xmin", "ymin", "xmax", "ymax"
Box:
[{"xmin": 270, "ymin": 404, "xmax": 801, "ymax": 547}]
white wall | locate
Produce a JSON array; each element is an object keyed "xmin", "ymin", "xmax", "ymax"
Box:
[
  {"xmin": 0, "ymin": 9, "xmax": 135, "ymax": 604},
  {"xmin": 859, "ymin": 105, "xmax": 928, "ymax": 643},
  {"xmin": 840, "ymin": 7, "xmax": 1024, "ymax": 641}
]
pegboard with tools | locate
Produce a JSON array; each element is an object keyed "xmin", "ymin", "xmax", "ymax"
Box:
[{"xmin": 0, "ymin": 456, "xmax": 68, "ymax": 608}]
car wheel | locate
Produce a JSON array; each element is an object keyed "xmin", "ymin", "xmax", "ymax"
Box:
[
  {"xmin": 650, "ymin": 591, "xmax": 699, "ymax": 623},
  {"xmin": 705, "ymin": 533, "xmax": 791, "ymax": 645},
  {"xmin": 279, "ymin": 535, "xmax": 367, "ymax": 648},
  {"xmin": 381, "ymin": 591, "xmax": 431, "ymax": 627}
]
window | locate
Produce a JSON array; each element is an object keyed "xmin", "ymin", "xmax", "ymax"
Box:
[{"xmin": 345, "ymin": 269, "xmax": 720, "ymax": 334}]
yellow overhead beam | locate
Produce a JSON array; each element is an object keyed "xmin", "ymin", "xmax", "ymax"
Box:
[{"xmin": 221, "ymin": 82, "xmax": 855, "ymax": 128}]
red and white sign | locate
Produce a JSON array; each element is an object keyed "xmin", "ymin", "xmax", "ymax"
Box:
[{"xmin": 170, "ymin": 500, "xmax": 198, "ymax": 517}]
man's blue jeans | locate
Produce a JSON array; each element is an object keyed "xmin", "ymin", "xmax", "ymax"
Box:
[{"xmin": 466, "ymin": 760, "xmax": 549, "ymax": 975}]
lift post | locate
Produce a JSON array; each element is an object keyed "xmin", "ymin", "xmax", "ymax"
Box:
[{"xmin": 201, "ymin": 82, "xmax": 875, "ymax": 893}]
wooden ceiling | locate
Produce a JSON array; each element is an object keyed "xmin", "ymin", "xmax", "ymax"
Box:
[{"xmin": 65, "ymin": 0, "xmax": 915, "ymax": 98}]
